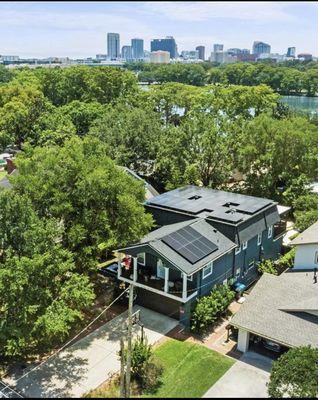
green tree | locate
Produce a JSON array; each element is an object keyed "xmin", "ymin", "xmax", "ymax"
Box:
[
  {"xmin": 268, "ymin": 346, "xmax": 318, "ymax": 398},
  {"xmin": 12, "ymin": 136, "xmax": 153, "ymax": 271},
  {"xmin": 0, "ymin": 191, "xmax": 95, "ymax": 356},
  {"xmin": 89, "ymin": 103, "xmax": 163, "ymax": 175}
]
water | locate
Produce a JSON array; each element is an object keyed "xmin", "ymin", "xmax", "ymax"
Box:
[{"xmin": 281, "ymin": 95, "xmax": 318, "ymax": 114}]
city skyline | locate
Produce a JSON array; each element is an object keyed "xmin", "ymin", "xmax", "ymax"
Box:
[{"xmin": 0, "ymin": 1, "xmax": 318, "ymax": 58}]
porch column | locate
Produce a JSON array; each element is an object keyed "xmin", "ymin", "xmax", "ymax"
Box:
[
  {"xmin": 164, "ymin": 267, "xmax": 169, "ymax": 293},
  {"xmin": 133, "ymin": 257, "xmax": 138, "ymax": 282},
  {"xmin": 237, "ymin": 329, "xmax": 250, "ymax": 353},
  {"xmin": 182, "ymin": 272, "xmax": 187, "ymax": 301},
  {"xmin": 117, "ymin": 253, "xmax": 122, "ymax": 278}
]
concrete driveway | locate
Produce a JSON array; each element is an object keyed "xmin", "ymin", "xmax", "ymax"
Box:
[
  {"xmin": 203, "ymin": 351, "xmax": 273, "ymax": 398},
  {"xmin": 5, "ymin": 306, "xmax": 178, "ymax": 398}
]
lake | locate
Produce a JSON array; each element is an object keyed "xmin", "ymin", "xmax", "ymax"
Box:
[{"xmin": 280, "ymin": 95, "xmax": 318, "ymax": 114}]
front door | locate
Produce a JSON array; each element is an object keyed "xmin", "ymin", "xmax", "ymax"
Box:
[{"xmin": 157, "ymin": 259, "xmax": 166, "ymax": 279}]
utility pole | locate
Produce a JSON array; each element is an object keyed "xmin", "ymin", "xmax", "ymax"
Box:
[
  {"xmin": 125, "ymin": 284, "xmax": 134, "ymax": 397},
  {"xmin": 119, "ymin": 336, "xmax": 126, "ymax": 398}
]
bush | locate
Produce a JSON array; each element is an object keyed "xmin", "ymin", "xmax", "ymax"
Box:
[
  {"xmin": 191, "ymin": 284, "xmax": 235, "ymax": 333},
  {"xmin": 279, "ymin": 248, "xmax": 295, "ymax": 269},
  {"xmin": 258, "ymin": 259, "xmax": 278, "ymax": 275},
  {"xmin": 130, "ymin": 336, "xmax": 153, "ymax": 378},
  {"xmin": 139, "ymin": 356, "xmax": 164, "ymax": 392}
]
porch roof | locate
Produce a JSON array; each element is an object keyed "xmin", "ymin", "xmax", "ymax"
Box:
[{"xmin": 117, "ymin": 218, "xmax": 236, "ymax": 275}]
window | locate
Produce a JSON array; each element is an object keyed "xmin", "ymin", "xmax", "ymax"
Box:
[
  {"xmin": 202, "ymin": 262, "xmax": 213, "ymax": 279},
  {"xmin": 236, "ymin": 267, "xmax": 241, "ymax": 278},
  {"xmin": 315, "ymin": 251, "xmax": 318, "ymax": 264},
  {"xmin": 243, "ymin": 241, "xmax": 248, "ymax": 250},
  {"xmin": 235, "ymin": 245, "xmax": 241, "ymax": 255},
  {"xmin": 248, "ymin": 260, "xmax": 255, "ymax": 270},
  {"xmin": 257, "ymin": 233, "xmax": 262, "ymax": 246},
  {"xmin": 137, "ymin": 252, "xmax": 145, "ymax": 265},
  {"xmin": 268, "ymin": 225, "xmax": 273, "ymax": 239}
]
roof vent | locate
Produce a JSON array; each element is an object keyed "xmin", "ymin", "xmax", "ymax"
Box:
[
  {"xmin": 223, "ymin": 202, "xmax": 239, "ymax": 208},
  {"xmin": 188, "ymin": 195, "xmax": 202, "ymax": 200}
]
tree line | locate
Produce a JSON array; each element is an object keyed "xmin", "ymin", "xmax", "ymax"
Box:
[
  {"xmin": 125, "ymin": 60, "xmax": 318, "ymax": 96},
  {"xmin": 0, "ymin": 65, "xmax": 317, "ymax": 358}
]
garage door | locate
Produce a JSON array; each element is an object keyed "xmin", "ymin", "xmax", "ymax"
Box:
[{"xmin": 136, "ymin": 287, "xmax": 180, "ymax": 320}]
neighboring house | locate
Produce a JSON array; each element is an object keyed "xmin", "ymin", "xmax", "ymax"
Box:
[
  {"xmin": 121, "ymin": 166, "xmax": 159, "ymax": 200},
  {"xmin": 230, "ymin": 270, "xmax": 318, "ymax": 352},
  {"xmin": 290, "ymin": 220, "xmax": 318, "ymax": 270},
  {"xmin": 116, "ymin": 185, "xmax": 287, "ymax": 326}
]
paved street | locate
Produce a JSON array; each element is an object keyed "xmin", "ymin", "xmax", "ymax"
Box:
[
  {"xmin": 4, "ymin": 306, "xmax": 178, "ymax": 398},
  {"xmin": 203, "ymin": 351, "xmax": 273, "ymax": 398}
]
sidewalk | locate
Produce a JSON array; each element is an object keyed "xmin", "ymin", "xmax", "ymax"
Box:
[{"xmin": 3, "ymin": 306, "xmax": 178, "ymax": 398}]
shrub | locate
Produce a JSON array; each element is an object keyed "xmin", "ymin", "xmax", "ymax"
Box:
[
  {"xmin": 191, "ymin": 284, "xmax": 235, "ymax": 333},
  {"xmin": 279, "ymin": 248, "xmax": 295, "ymax": 269},
  {"xmin": 258, "ymin": 259, "xmax": 278, "ymax": 275},
  {"xmin": 139, "ymin": 356, "xmax": 164, "ymax": 392},
  {"xmin": 131, "ymin": 335, "xmax": 153, "ymax": 378}
]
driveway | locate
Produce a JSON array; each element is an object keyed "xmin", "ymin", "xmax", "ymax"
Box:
[
  {"xmin": 203, "ymin": 351, "xmax": 273, "ymax": 398},
  {"xmin": 5, "ymin": 306, "xmax": 178, "ymax": 398}
]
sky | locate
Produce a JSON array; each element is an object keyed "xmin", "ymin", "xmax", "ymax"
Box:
[{"xmin": 1, "ymin": 1, "xmax": 318, "ymax": 58}]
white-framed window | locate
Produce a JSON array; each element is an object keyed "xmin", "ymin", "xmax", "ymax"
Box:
[
  {"xmin": 257, "ymin": 233, "xmax": 262, "ymax": 246},
  {"xmin": 242, "ymin": 241, "xmax": 248, "ymax": 250},
  {"xmin": 315, "ymin": 251, "xmax": 318, "ymax": 264},
  {"xmin": 137, "ymin": 252, "xmax": 145, "ymax": 265},
  {"xmin": 248, "ymin": 260, "xmax": 255, "ymax": 270},
  {"xmin": 202, "ymin": 262, "xmax": 213, "ymax": 279},
  {"xmin": 268, "ymin": 225, "xmax": 273, "ymax": 239},
  {"xmin": 236, "ymin": 267, "xmax": 241, "ymax": 277},
  {"xmin": 235, "ymin": 245, "xmax": 241, "ymax": 255}
]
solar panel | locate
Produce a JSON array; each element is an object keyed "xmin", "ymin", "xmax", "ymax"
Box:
[{"xmin": 162, "ymin": 226, "xmax": 218, "ymax": 264}]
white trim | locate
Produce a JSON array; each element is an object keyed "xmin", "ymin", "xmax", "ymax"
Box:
[
  {"xmin": 257, "ymin": 233, "xmax": 262, "ymax": 246},
  {"xmin": 202, "ymin": 262, "xmax": 213, "ymax": 279},
  {"xmin": 133, "ymin": 257, "xmax": 138, "ymax": 282},
  {"xmin": 137, "ymin": 252, "xmax": 145, "ymax": 266},
  {"xmin": 182, "ymin": 272, "xmax": 187, "ymax": 300},
  {"xmin": 242, "ymin": 241, "xmax": 248, "ymax": 250},
  {"xmin": 187, "ymin": 274, "xmax": 193, "ymax": 281},
  {"xmin": 235, "ymin": 245, "xmax": 241, "ymax": 255},
  {"xmin": 235, "ymin": 267, "xmax": 241, "ymax": 278},
  {"xmin": 315, "ymin": 251, "xmax": 318, "ymax": 264},
  {"xmin": 118, "ymin": 276, "xmax": 197, "ymax": 303},
  {"xmin": 164, "ymin": 267, "xmax": 169, "ymax": 293},
  {"xmin": 268, "ymin": 225, "xmax": 273, "ymax": 239}
]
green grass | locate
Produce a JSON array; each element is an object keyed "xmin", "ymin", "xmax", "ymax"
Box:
[
  {"xmin": 0, "ymin": 170, "xmax": 7, "ymax": 180},
  {"xmin": 143, "ymin": 338, "xmax": 235, "ymax": 398}
]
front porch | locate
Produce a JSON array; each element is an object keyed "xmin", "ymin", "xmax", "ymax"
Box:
[{"xmin": 117, "ymin": 256, "xmax": 198, "ymax": 303}]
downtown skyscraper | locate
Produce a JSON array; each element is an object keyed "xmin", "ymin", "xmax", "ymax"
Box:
[{"xmin": 107, "ymin": 33, "xmax": 120, "ymax": 60}]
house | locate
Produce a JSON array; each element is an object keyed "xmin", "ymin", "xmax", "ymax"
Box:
[
  {"xmin": 144, "ymin": 185, "xmax": 287, "ymax": 287},
  {"xmin": 120, "ymin": 166, "xmax": 159, "ymax": 200},
  {"xmin": 116, "ymin": 186, "xmax": 287, "ymax": 326},
  {"xmin": 230, "ymin": 270, "xmax": 318, "ymax": 352},
  {"xmin": 290, "ymin": 220, "xmax": 318, "ymax": 270}
]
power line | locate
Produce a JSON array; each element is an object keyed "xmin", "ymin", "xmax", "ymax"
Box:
[{"xmin": 0, "ymin": 287, "xmax": 129, "ymax": 396}]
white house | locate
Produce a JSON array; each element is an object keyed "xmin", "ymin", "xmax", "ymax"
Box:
[{"xmin": 291, "ymin": 220, "xmax": 318, "ymax": 270}]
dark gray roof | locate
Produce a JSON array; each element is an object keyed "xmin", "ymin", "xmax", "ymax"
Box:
[
  {"xmin": 145, "ymin": 185, "xmax": 277, "ymax": 225},
  {"xmin": 117, "ymin": 218, "xmax": 236, "ymax": 275},
  {"xmin": 291, "ymin": 220, "xmax": 318, "ymax": 245},
  {"xmin": 230, "ymin": 270, "xmax": 318, "ymax": 348}
]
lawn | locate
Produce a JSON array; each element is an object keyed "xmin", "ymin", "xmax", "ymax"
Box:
[
  {"xmin": 86, "ymin": 338, "xmax": 235, "ymax": 398},
  {"xmin": 143, "ymin": 338, "xmax": 235, "ymax": 398}
]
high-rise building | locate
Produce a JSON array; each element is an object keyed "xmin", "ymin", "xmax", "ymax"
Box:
[
  {"xmin": 151, "ymin": 36, "xmax": 177, "ymax": 59},
  {"xmin": 227, "ymin": 48, "xmax": 242, "ymax": 55},
  {"xmin": 195, "ymin": 46, "xmax": 205, "ymax": 61},
  {"xmin": 107, "ymin": 33, "xmax": 120, "ymax": 60},
  {"xmin": 131, "ymin": 38, "xmax": 144, "ymax": 60},
  {"xmin": 252, "ymin": 41, "xmax": 271, "ymax": 55},
  {"xmin": 287, "ymin": 47, "xmax": 296, "ymax": 58},
  {"xmin": 297, "ymin": 53, "xmax": 313, "ymax": 61},
  {"xmin": 121, "ymin": 46, "xmax": 132, "ymax": 61},
  {"xmin": 213, "ymin": 44, "xmax": 224, "ymax": 53},
  {"xmin": 150, "ymin": 50, "xmax": 170, "ymax": 64}
]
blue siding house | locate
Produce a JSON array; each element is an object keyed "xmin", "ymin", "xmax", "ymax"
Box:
[{"xmin": 116, "ymin": 185, "xmax": 287, "ymax": 326}]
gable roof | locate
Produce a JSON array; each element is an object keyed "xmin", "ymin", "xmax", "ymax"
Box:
[
  {"xmin": 230, "ymin": 270, "xmax": 318, "ymax": 348},
  {"xmin": 117, "ymin": 218, "xmax": 236, "ymax": 275},
  {"xmin": 145, "ymin": 185, "xmax": 278, "ymax": 226},
  {"xmin": 291, "ymin": 220, "xmax": 318, "ymax": 246}
]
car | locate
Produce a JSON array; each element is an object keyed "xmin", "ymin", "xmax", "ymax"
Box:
[
  {"xmin": 98, "ymin": 262, "xmax": 118, "ymax": 278},
  {"xmin": 262, "ymin": 339, "xmax": 283, "ymax": 353}
]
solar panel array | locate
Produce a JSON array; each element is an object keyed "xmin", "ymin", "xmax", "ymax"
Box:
[{"xmin": 162, "ymin": 226, "xmax": 218, "ymax": 264}]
